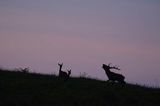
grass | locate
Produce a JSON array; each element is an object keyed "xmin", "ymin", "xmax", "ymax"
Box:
[{"xmin": 0, "ymin": 68, "xmax": 160, "ymax": 106}]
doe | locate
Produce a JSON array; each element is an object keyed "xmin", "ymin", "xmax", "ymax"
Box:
[{"xmin": 58, "ymin": 63, "xmax": 71, "ymax": 80}]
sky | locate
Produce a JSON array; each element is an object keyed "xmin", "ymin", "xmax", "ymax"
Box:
[{"xmin": 0, "ymin": 0, "xmax": 160, "ymax": 86}]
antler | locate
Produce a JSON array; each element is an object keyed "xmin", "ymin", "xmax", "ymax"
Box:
[
  {"xmin": 111, "ymin": 65, "xmax": 120, "ymax": 70},
  {"xmin": 112, "ymin": 67, "xmax": 121, "ymax": 70},
  {"xmin": 108, "ymin": 63, "xmax": 112, "ymax": 67},
  {"xmin": 108, "ymin": 63, "xmax": 120, "ymax": 70}
]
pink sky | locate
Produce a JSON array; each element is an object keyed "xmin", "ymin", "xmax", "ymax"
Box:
[{"xmin": 0, "ymin": 0, "xmax": 160, "ymax": 86}]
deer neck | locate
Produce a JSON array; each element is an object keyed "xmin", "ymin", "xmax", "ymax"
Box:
[
  {"xmin": 59, "ymin": 66, "xmax": 62, "ymax": 73},
  {"xmin": 105, "ymin": 69, "xmax": 111, "ymax": 74}
]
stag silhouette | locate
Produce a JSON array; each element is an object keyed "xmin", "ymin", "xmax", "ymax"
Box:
[
  {"xmin": 58, "ymin": 63, "xmax": 71, "ymax": 80},
  {"xmin": 102, "ymin": 63, "xmax": 126, "ymax": 84}
]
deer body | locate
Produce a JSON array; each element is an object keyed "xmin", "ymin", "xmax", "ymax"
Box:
[{"xmin": 102, "ymin": 64, "xmax": 126, "ymax": 84}]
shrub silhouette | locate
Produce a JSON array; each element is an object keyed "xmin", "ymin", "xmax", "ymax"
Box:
[{"xmin": 102, "ymin": 63, "xmax": 126, "ymax": 84}]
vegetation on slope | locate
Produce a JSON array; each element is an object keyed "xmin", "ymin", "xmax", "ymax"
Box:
[{"xmin": 0, "ymin": 68, "xmax": 160, "ymax": 106}]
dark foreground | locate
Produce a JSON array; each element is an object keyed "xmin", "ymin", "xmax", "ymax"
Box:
[{"xmin": 0, "ymin": 69, "xmax": 160, "ymax": 106}]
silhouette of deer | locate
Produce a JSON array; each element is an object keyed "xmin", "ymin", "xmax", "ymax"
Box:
[
  {"xmin": 102, "ymin": 63, "xmax": 126, "ymax": 84},
  {"xmin": 58, "ymin": 63, "xmax": 71, "ymax": 80},
  {"xmin": 66, "ymin": 69, "xmax": 71, "ymax": 79}
]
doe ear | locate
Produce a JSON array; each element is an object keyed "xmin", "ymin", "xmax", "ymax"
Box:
[
  {"xmin": 58, "ymin": 63, "xmax": 63, "ymax": 65},
  {"xmin": 58, "ymin": 63, "xmax": 61, "ymax": 66}
]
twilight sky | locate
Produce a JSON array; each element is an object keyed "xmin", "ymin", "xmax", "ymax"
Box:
[{"xmin": 0, "ymin": 0, "xmax": 160, "ymax": 86}]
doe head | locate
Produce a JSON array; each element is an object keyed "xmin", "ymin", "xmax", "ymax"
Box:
[
  {"xmin": 67, "ymin": 69, "xmax": 71, "ymax": 76},
  {"xmin": 58, "ymin": 63, "xmax": 63, "ymax": 67}
]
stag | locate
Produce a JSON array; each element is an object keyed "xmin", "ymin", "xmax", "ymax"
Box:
[
  {"xmin": 58, "ymin": 63, "xmax": 71, "ymax": 80},
  {"xmin": 102, "ymin": 63, "xmax": 126, "ymax": 84}
]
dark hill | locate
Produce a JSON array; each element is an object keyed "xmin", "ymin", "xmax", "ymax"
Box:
[{"xmin": 0, "ymin": 68, "xmax": 160, "ymax": 106}]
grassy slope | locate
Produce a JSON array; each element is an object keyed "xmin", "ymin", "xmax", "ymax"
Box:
[{"xmin": 0, "ymin": 69, "xmax": 160, "ymax": 106}]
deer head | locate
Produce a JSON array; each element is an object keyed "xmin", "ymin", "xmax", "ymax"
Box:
[
  {"xmin": 102, "ymin": 63, "xmax": 120, "ymax": 71},
  {"xmin": 58, "ymin": 63, "xmax": 63, "ymax": 67}
]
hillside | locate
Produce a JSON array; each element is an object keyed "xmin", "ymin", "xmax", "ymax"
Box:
[{"xmin": 0, "ymin": 68, "xmax": 160, "ymax": 106}]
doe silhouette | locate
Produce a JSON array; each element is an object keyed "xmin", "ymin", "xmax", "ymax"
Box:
[
  {"xmin": 102, "ymin": 63, "xmax": 126, "ymax": 84},
  {"xmin": 58, "ymin": 63, "xmax": 71, "ymax": 80}
]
